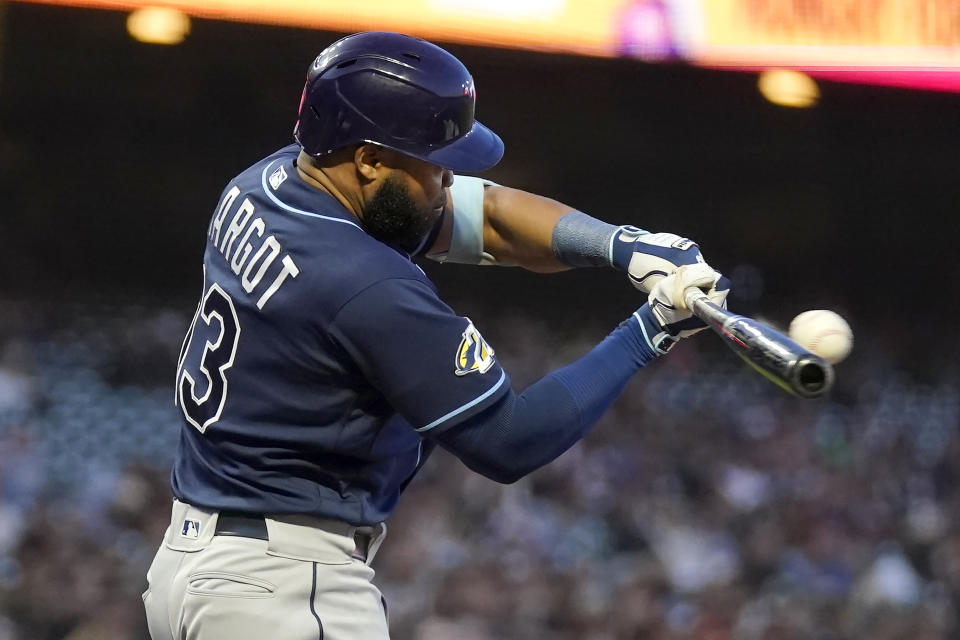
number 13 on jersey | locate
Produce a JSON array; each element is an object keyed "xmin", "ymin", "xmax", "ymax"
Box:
[{"xmin": 176, "ymin": 278, "xmax": 242, "ymax": 433}]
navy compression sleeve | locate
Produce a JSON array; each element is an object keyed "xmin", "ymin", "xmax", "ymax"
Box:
[{"xmin": 431, "ymin": 305, "xmax": 665, "ymax": 483}]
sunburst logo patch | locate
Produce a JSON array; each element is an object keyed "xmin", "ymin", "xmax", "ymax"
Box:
[{"xmin": 455, "ymin": 319, "xmax": 496, "ymax": 376}]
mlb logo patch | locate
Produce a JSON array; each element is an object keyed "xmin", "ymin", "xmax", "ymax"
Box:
[
  {"xmin": 269, "ymin": 165, "xmax": 288, "ymax": 190},
  {"xmin": 181, "ymin": 519, "xmax": 201, "ymax": 539}
]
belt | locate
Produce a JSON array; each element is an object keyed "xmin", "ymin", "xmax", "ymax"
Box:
[{"xmin": 214, "ymin": 512, "xmax": 375, "ymax": 562}]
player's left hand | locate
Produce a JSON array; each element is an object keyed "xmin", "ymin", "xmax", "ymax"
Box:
[
  {"xmin": 610, "ymin": 227, "xmax": 708, "ymax": 294},
  {"xmin": 648, "ymin": 263, "xmax": 731, "ymax": 340}
]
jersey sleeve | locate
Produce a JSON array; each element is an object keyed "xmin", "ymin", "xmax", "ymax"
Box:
[{"xmin": 327, "ymin": 277, "xmax": 510, "ymax": 434}]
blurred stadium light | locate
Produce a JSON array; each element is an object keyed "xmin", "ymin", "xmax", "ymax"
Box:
[
  {"xmin": 11, "ymin": 0, "xmax": 960, "ymax": 92},
  {"xmin": 126, "ymin": 6, "xmax": 190, "ymax": 45},
  {"xmin": 757, "ymin": 68, "xmax": 820, "ymax": 108}
]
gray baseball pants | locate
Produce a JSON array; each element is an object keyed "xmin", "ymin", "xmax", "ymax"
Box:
[{"xmin": 143, "ymin": 500, "xmax": 389, "ymax": 639}]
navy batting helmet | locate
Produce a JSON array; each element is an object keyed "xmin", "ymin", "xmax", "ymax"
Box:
[{"xmin": 294, "ymin": 32, "xmax": 503, "ymax": 173}]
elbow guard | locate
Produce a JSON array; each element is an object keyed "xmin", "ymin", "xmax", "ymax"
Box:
[{"xmin": 426, "ymin": 175, "xmax": 500, "ymax": 265}]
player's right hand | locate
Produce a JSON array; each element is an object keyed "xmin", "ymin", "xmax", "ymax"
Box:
[{"xmin": 648, "ymin": 263, "xmax": 728, "ymax": 340}]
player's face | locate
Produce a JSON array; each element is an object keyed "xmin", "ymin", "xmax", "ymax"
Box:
[
  {"xmin": 394, "ymin": 154, "xmax": 453, "ymax": 216},
  {"xmin": 363, "ymin": 153, "xmax": 453, "ymax": 253}
]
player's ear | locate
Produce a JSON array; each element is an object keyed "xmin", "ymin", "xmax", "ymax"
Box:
[{"xmin": 354, "ymin": 144, "xmax": 383, "ymax": 182}]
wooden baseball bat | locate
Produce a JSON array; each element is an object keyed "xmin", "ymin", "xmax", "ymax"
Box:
[{"xmin": 684, "ymin": 288, "xmax": 834, "ymax": 398}]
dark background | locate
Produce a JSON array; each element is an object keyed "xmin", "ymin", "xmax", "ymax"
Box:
[{"xmin": 2, "ymin": 2, "xmax": 958, "ymax": 356}]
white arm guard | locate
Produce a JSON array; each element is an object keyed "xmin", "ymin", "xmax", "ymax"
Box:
[{"xmin": 426, "ymin": 175, "xmax": 499, "ymax": 265}]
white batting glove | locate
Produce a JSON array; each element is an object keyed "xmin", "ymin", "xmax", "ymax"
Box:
[
  {"xmin": 648, "ymin": 263, "xmax": 729, "ymax": 340},
  {"xmin": 610, "ymin": 228, "xmax": 707, "ymax": 294}
]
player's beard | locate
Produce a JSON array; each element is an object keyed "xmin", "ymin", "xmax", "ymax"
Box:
[{"xmin": 363, "ymin": 175, "xmax": 436, "ymax": 254}]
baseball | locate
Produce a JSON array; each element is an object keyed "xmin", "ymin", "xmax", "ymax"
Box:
[{"xmin": 788, "ymin": 310, "xmax": 853, "ymax": 364}]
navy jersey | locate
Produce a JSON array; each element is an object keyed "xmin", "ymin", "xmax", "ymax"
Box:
[{"xmin": 171, "ymin": 145, "xmax": 509, "ymax": 525}]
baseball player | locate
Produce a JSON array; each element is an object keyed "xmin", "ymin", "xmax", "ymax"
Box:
[{"xmin": 142, "ymin": 31, "xmax": 728, "ymax": 640}]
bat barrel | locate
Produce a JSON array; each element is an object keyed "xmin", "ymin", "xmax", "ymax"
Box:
[
  {"xmin": 684, "ymin": 287, "xmax": 835, "ymax": 399},
  {"xmin": 791, "ymin": 356, "xmax": 834, "ymax": 398}
]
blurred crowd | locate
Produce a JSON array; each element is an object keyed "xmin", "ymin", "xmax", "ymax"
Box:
[{"xmin": 0, "ymin": 299, "xmax": 956, "ymax": 639}]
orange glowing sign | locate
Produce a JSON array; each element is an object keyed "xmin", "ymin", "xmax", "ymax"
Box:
[
  {"xmin": 12, "ymin": 0, "xmax": 960, "ymax": 91},
  {"xmin": 692, "ymin": 0, "xmax": 960, "ymax": 65},
  {"xmin": 689, "ymin": 0, "xmax": 960, "ymax": 91},
  {"xmin": 11, "ymin": 0, "xmax": 627, "ymax": 54}
]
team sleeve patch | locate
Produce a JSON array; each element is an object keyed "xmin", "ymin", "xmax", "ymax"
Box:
[{"xmin": 455, "ymin": 319, "xmax": 496, "ymax": 376}]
